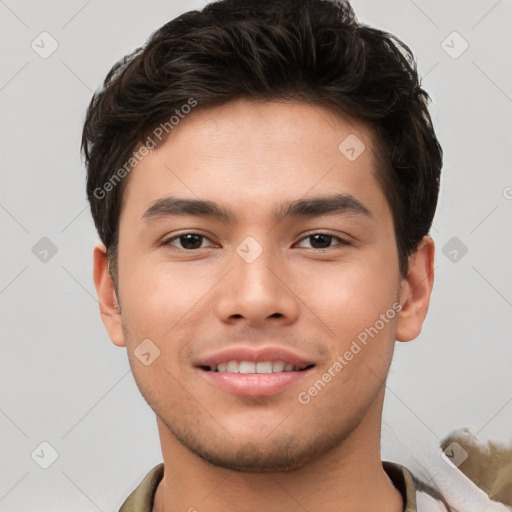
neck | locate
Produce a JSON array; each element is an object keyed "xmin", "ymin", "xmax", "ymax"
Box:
[{"xmin": 153, "ymin": 389, "xmax": 403, "ymax": 512}]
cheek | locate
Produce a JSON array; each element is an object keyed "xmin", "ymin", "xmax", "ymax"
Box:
[
  {"xmin": 290, "ymin": 254, "xmax": 400, "ymax": 340},
  {"xmin": 118, "ymin": 254, "xmax": 220, "ymax": 344}
]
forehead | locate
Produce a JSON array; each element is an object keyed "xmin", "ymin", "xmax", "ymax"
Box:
[{"xmin": 119, "ymin": 98, "xmax": 389, "ymax": 224}]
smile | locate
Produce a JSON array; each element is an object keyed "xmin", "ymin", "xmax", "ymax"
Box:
[{"xmin": 202, "ymin": 361, "xmax": 314, "ymax": 373}]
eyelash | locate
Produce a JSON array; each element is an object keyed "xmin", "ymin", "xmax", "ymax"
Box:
[{"xmin": 161, "ymin": 232, "xmax": 351, "ymax": 251}]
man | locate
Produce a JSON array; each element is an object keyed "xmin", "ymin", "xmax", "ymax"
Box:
[{"xmin": 82, "ymin": 0, "xmax": 465, "ymax": 510}]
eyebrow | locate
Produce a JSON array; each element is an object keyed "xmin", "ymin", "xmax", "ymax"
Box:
[{"xmin": 141, "ymin": 194, "xmax": 373, "ymax": 223}]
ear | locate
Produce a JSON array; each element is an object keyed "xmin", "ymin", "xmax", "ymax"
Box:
[
  {"xmin": 395, "ymin": 235, "xmax": 435, "ymax": 342},
  {"xmin": 93, "ymin": 242, "xmax": 126, "ymax": 347}
]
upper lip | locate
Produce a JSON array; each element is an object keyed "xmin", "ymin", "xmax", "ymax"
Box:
[{"xmin": 194, "ymin": 345, "xmax": 316, "ymax": 368}]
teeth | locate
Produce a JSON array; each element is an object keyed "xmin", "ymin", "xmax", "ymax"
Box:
[
  {"xmin": 209, "ymin": 360, "xmax": 308, "ymax": 373},
  {"xmin": 226, "ymin": 360, "xmax": 239, "ymax": 373},
  {"xmin": 272, "ymin": 361, "xmax": 285, "ymax": 372},
  {"xmin": 256, "ymin": 361, "xmax": 273, "ymax": 373},
  {"xmin": 239, "ymin": 361, "xmax": 256, "ymax": 374}
]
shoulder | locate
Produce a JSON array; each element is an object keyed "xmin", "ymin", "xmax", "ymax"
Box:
[
  {"xmin": 118, "ymin": 463, "xmax": 164, "ymax": 512},
  {"xmin": 383, "ymin": 460, "xmax": 451, "ymax": 512}
]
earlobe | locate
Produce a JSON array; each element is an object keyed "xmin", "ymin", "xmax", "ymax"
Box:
[
  {"xmin": 395, "ymin": 236, "xmax": 435, "ymax": 342},
  {"xmin": 93, "ymin": 242, "xmax": 126, "ymax": 347}
]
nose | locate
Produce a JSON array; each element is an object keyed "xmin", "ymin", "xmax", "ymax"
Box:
[{"xmin": 214, "ymin": 243, "xmax": 300, "ymax": 329}]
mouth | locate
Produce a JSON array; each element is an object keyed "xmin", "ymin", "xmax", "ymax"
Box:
[
  {"xmin": 195, "ymin": 346, "xmax": 317, "ymax": 397},
  {"xmin": 200, "ymin": 361, "xmax": 315, "ymax": 373}
]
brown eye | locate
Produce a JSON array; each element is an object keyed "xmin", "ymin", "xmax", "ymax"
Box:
[
  {"xmin": 297, "ymin": 233, "xmax": 350, "ymax": 249},
  {"xmin": 164, "ymin": 233, "xmax": 211, "ymax": 250}
]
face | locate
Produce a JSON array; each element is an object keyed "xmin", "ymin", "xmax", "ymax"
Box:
[{"xmin": 97, "ymin": 99, "xmax": 426, "ymax": 472}]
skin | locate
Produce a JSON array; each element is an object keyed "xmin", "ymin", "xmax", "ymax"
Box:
[{"xmin": 93, "ymin": 98, "xmax": 435, "ymax": 512}]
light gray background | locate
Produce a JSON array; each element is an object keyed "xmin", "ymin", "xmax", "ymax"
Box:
[{"xmin": 1, "ymin": 0, "xmax": 511, "ymax": 510}]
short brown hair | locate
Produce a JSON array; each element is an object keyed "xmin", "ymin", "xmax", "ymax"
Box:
[{"xmin": 81, "ymin": 0, "xmax": 443, "ymax": 284}]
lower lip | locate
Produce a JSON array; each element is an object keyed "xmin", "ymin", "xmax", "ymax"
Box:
[{"xmin": 198, "ymin": 368, "xmax": 314, "ymax": 397}]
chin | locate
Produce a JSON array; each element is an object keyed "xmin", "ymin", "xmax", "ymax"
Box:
[
  {"xmin": 165, "ymin": 415, "xmax": 355, "ymax": 473},
  {"xmin": 191, "ymin": 439, "xmax": 320, "ymax": 473}
]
